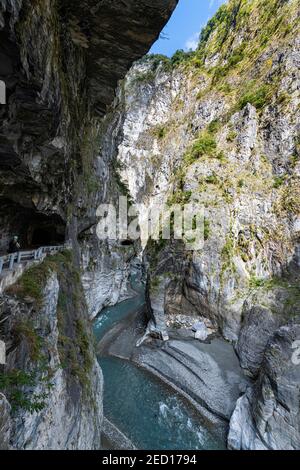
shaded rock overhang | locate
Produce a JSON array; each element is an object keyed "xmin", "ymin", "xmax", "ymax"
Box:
[
  {"xmin": 62, "ymin": 0, "xmax": 178, "ymax": 116},
  {"xmin": 0, "ymin": 0, "xmax": 178, "ymax": 226}
]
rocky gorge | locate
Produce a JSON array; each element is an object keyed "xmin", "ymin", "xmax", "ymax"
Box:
[{"xmin": 0, "ymin": 0, "xmax": 299, "ymax": 452}]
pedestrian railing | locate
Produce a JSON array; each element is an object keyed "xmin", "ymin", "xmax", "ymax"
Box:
[{"xmin": 0, "ymin": 245, "xmax": 65, "ymax": 275}]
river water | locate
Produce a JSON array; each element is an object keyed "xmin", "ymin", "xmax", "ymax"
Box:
[{"xmin": 93, "ymin": 275, "xmax": 225, "ymax": 450}]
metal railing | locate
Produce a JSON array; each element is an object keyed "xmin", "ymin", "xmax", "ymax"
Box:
[{"xmin": 0, "ymin": 245, "xmax": 65, "ymax": 275}]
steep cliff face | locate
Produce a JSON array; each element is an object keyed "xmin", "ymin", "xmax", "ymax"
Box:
[
  {"xmin": 1, "ymin": 252, "xmax": 103, "ymax": 450},
  {"xmin": 0, "ymin": 0, "xmax": 178, "ymax": 450},
  {"xmin": 109, "ymin": 0, "xmax": 300, "ymax": 449},
  {"xmin": 0, "ymin": 393, "xmax": 11, "ymax": 449}
]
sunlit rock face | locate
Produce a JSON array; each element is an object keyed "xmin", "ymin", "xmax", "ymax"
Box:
[
  {"xmin": 0, "ymin": 0, "xmax": 177, "ymax": 316},
  {"xmin": 104, "ymin": 0, "xmax": 300, "ymax": 449}
]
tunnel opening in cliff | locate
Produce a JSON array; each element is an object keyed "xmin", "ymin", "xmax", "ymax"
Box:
[
  {"xmin": 29, "ymin": 221, "xmax": 66, "ymax": 248},
  {"xmin": 0, "ymin": 199, "xmax": 66, "ymax": 253}
]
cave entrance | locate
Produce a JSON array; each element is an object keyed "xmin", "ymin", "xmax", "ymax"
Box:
[
  {"xmin": 27, "ymin": 216, "xmax": 66, "ymax": 249},
  {"xmin": 30, "ymin": 226, "xmax": 65, "ymax": 247},
  {"xmin": 0, "ymin": 198, "xmax": 66, "ymax": 254}
]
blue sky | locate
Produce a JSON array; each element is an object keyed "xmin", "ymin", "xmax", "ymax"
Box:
[{"xmin": 150, "ymin": 0, "xmax": 227, "ymax": 57}]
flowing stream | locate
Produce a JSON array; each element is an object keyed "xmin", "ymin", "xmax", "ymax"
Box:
[{"xmin": 93, "ymin": 275, "xmax": 225, "ymax": 450}]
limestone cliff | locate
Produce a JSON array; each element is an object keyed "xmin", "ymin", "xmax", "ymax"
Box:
[
  {"xmin": 0, "ymin": 0, "xmax": 178, "ymax": 450},
  {"xmin": 108, "ymin": 0, "xmax": 300, "ymax": 450}
]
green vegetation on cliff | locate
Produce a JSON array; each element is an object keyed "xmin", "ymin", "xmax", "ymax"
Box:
[{"xmin": 2, "ymin": 251, "xmax": 94, "ymax": 412}]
